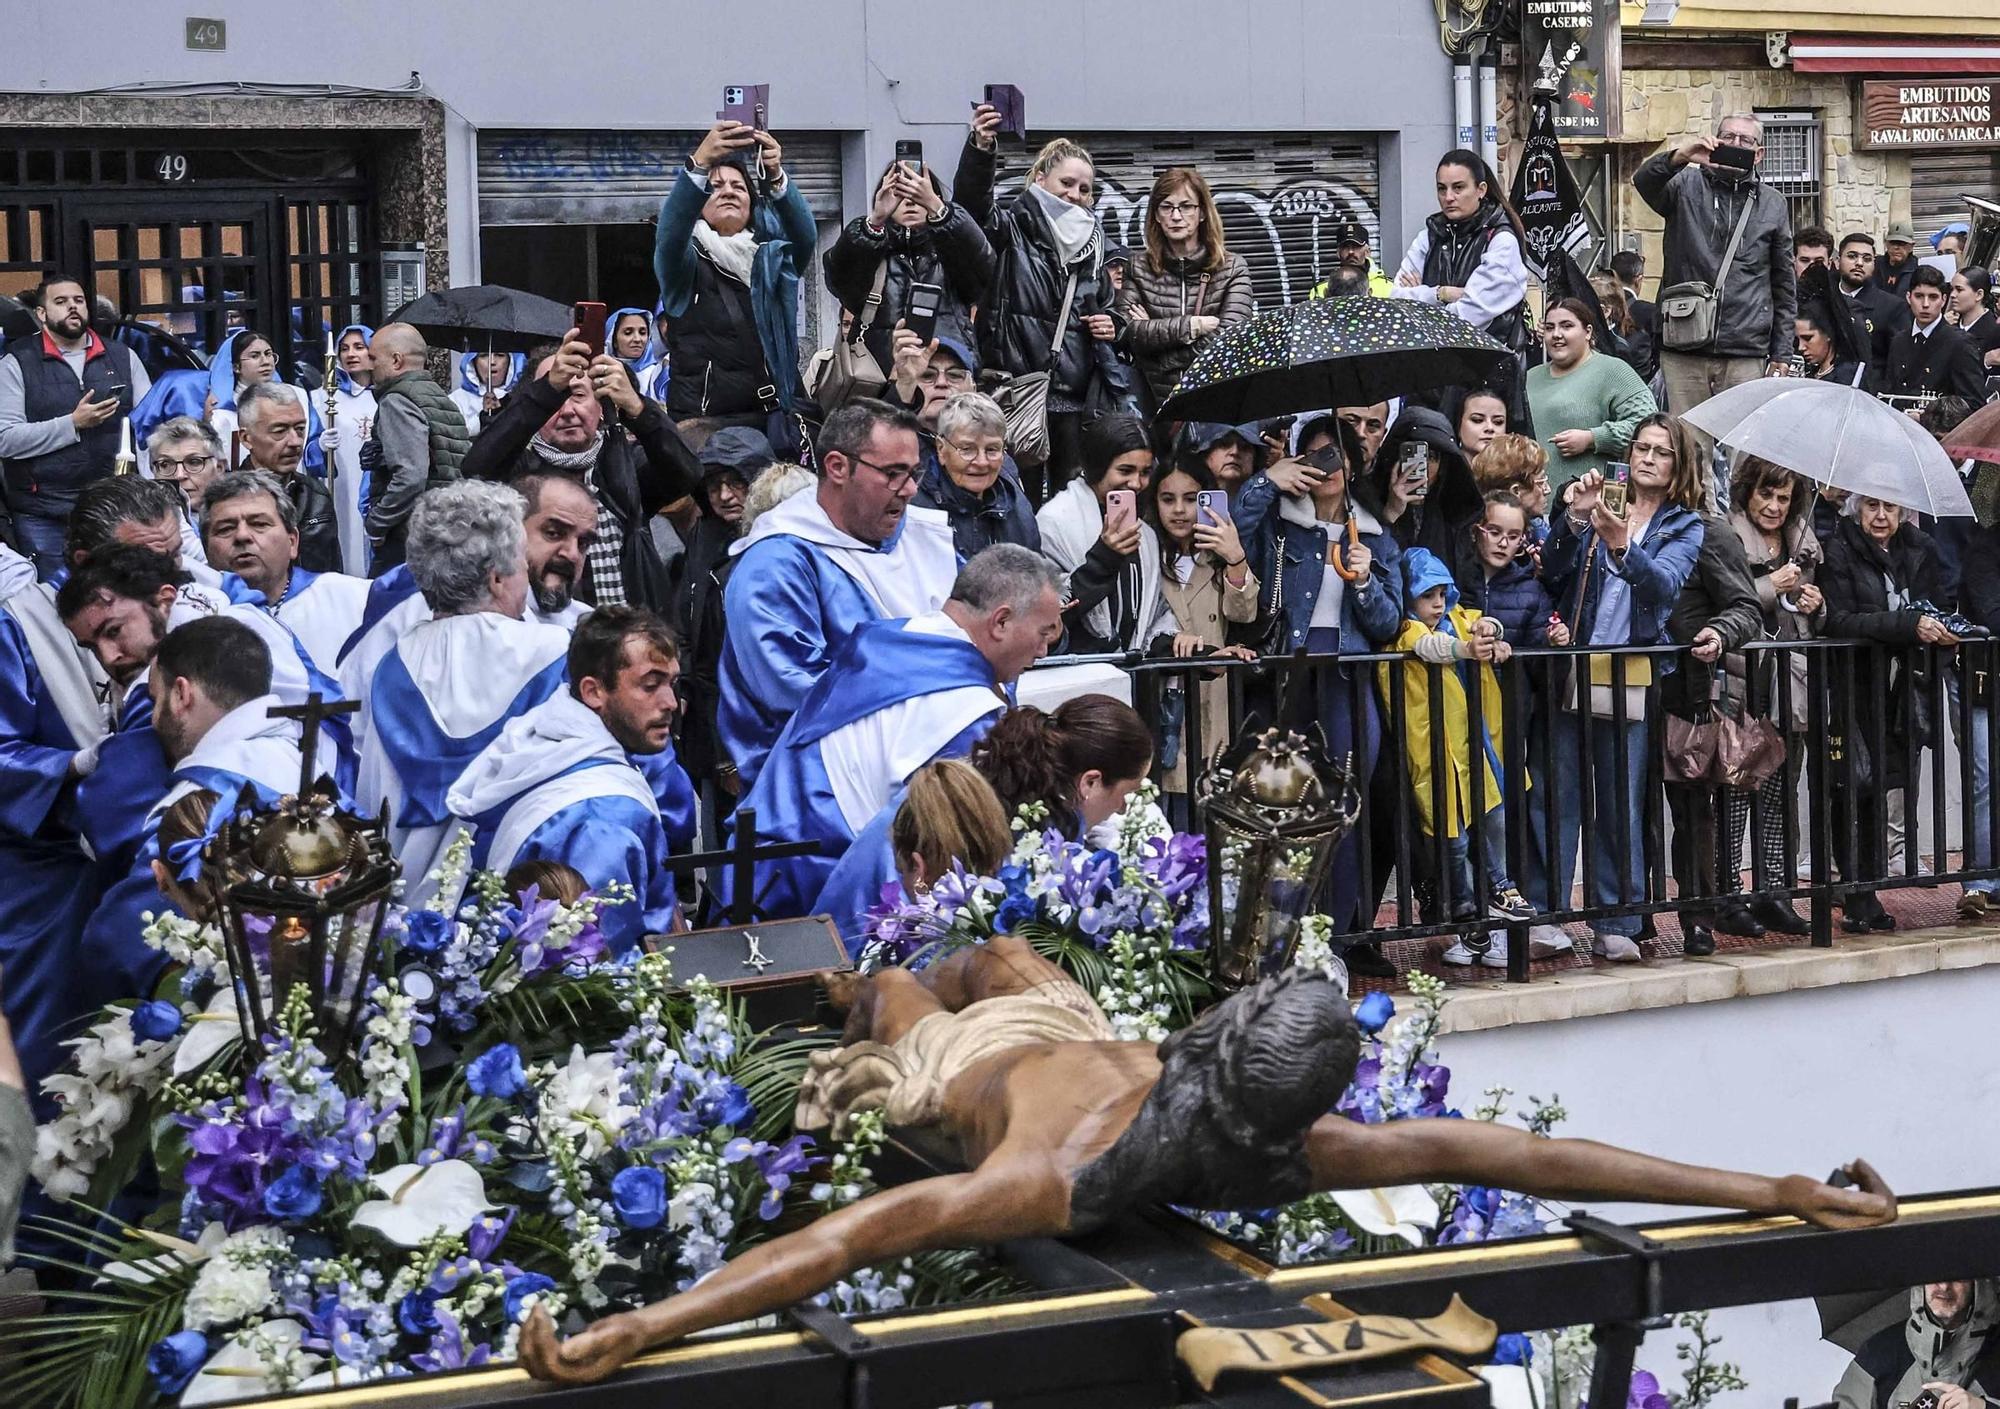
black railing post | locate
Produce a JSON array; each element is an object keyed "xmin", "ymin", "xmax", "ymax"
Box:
[
  {"xmin": 730, "ymin": 806, "xmax": 760, "ymax": 926},
  {"xmin": 1808, "ymin": 648, "xmax": 1834, "ymax": 947}
]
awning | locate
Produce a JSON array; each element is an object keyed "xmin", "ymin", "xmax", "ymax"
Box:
[{"xmin": 1792, "ymin": 36, "xmax": 2000, "ymax": 73}]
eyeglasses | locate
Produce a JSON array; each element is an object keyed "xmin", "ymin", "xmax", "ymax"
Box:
[
  {"xmin": 916, "ymin": 366, "xmax": 973, "ymax": 387},
  {"xmin": 1509, "ymin": 472, "xmax": 1551, "ymax": 491},
  {"xmin": 852, "ymin": 454, "xmax": 921, "ymax": 490},
  {"xmin": 945, "ymin": 440, "xmax": 1006, "ymax": 464},
  {"xmin": 152, "ymin": 454, "xmax": 214, "ymax": 475},
  {"xmin": 1716, "ymin": 132, "xmax": 1761, "ymax": 149},
  {"xmin": 1479, "ymin": 524, "xmax": 1526, "ymax": 546},
  {"xmin": 1156, "ymin": 201, "xmax": 1201, "ymax": 218}
]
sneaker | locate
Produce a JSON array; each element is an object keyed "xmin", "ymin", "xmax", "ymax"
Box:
[
  {"xmin": 1441, "ymin": 939, "xmax": 1478, "ymax": 966},
  {"xmin": 1593, "ymin": 931, "xmax": 1643, "ymax": 963},
  {"xmin": 1478, "ymin": 933, "xmax": 1510, "ymax": 970},
  {"xmin": 1489, "ymin": 887, "xmax": 1536, "ymax": 922},
  {"xmin": 1959, "ymin": 891, "xmax": 1992, "ymax": 924},
  {"xmin": 1527, "ymin": 923, "xmax": 1574, "ymax": 958}
]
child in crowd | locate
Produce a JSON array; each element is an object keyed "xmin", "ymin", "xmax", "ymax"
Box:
[
  {"xmin": 1378, "ymin": 548, "xmax": 1536, "ymax": 968},
  {"xmin": 1457, "ymin": 491, "xmax": 1572, "ymax": 649}
]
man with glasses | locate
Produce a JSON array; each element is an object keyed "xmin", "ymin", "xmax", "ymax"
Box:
[
  {"xmin": 146, "ymin": 416, "xmax": 226, "ymax": 580},
  {"xmin": 719, "ymin": 398, "xmax": 958, "ymax": 792},
  {"xmin": 1634, "ymin": 114, "xmax": 1797, "ymax": 414},
  {"xmin": 888, "ymin": 329, "xmax": 978, "ymax": 431},
  {"xmin": 914, "ymin": 390, "xmax": 1039, "ymax": 559}
]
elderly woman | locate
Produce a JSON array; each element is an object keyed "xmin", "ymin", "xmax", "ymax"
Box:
[
  {"xmin": 653, "ymin": 120, "xmax": 818, "ymax": 454},
  {"xmin": 913, "ymin": 392, "xmax": 1039, "ymax": 558},
  {"xmin": 1525, "ymin": 412, "xmax": 1705, "ymax": 963},
  {"xmin": 1820, "ymin": 492, "xmax": 1957, "ymax": 933},
  {"xmin": 354, "ymin": 481, "xmax": 571, "ymax": 906},
  {"xmin": 1714, "ymin": 458, "xmax": 1822, "ymax": 936},
  {"xmin": 956, "ymin": 123, "xmax": 1123, "ymax": 491}
]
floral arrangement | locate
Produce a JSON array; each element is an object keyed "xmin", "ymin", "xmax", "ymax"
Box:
[
  {"xmin": 860, "ymin": 788, "xmax": 1212, "ymax": 1040},
  {"xmin": 13, "ymin": 838, "xmax": 829, "ymax": 1408},
  {"xmin": 1189, "ymin": 974, "xmax": 1562, "ymax": 1265},
  {"xmin": 1522, "ymin": 1313, "xmax": 1747, "ymax": 1409}
]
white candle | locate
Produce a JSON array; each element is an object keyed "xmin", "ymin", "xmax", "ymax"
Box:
[
  {"xmin": 119, "ymin": 418, "xmax": 133, "ymax": 458},
  {"xmin": 326, "ymin": 330, "xmax": 336, "ymax": 357}
]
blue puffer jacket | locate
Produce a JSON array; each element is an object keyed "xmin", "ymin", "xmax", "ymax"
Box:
[
  {"xmin": 1539, "ymin": 501, "xmax": 1704, "ymax": 672},
  {"xmin": 1234, "ymin": 471, "xmax": 1403, "ymax": 653},
  {"xmin": 1458, "ymin": 556, "xmax": 1557, "ymax": 646}
]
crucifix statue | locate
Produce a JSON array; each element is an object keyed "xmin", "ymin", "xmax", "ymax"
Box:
[{"xmin": 520, "ymin": 939, "xmax": 1895, "ymax": 1386}]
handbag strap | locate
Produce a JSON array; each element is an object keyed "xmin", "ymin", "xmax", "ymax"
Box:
[
  {"xmin": 1050, "ymin": 271, "xmax": 1081, "ymax": 350},
  {"xmin": 1713, "ymin": 188, "xmax": 1757, "ymax": 291},
  {"xmin": 852, "ymin": 260, "xmax": 890, "ymax": 343}
]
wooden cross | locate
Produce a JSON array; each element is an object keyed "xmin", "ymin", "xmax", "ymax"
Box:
[{"xmin": 267, "ymin": 692, "xmax": 360, "ymax": 796}]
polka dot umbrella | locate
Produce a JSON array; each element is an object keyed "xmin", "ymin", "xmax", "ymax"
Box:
[{"xmin": 1156, "ymin": 296, "xmax": 1514, "ymax": 424}]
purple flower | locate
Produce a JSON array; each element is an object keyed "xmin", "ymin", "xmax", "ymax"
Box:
[
  {"xmin": 410, "ymin": 1307, "xmax": 493, "ymax": 1373},
  {"xmin": 611, "ymin": 1166, "xmax": 668, "ymax": 1229},
  {"xmin": 466, "ymin": 1043, "xmax": 526, "ymax": 1100},
  {"xmin": 502, "ymin": 1272, "xmax": 557, "ymax": 1323},
  {"xmin": 755, "ymin": 1134, "xmax": 816, "ymax": 1219},
  {"xmin": 1629, "ymin": 1370, "xmax": 1672, "ymax": 1409},
  {"xmin": 1354, "ymin": 991, "xmax": 1395, "ymax": 1034},
  {"xmin": 147, "ymin": 1330, "xmax": 208, "ymax": 1395},
  {"xmin": 467, "ymin": 1206, "xmax": 516, "ymax": 1262},
  {"xmin": 130, "ymin": 1000, "xmax": 184, "ymax": 1043},
  {"xmin": 402, "ymin": 910, "xmax": 454, "ymax": 956}
]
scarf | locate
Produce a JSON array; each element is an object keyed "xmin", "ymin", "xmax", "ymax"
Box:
[
  {"xmin": 1028, "ymin": 182, "xmax": 1102, "ymax": 271},
  {"xmin": 1038, "ymin": 478, "xmax": 1162, "ymax": 647},
  {"xmin": 529, "ymin": 430, "xmax": 606, "ymax": 471},
  {"xmin": 693, "ymin": 220, "xmax": 758, "ymax": 286},
  {"xmin": 731, "ymin": 488, "xmax": 958, "ymax": 621}
]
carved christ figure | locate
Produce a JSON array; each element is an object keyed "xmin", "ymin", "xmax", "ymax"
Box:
[{"xmin": 523, "ymin": 937, "xmax": 1894, "ymax": 1384}]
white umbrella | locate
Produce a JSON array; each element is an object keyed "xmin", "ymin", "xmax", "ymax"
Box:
[{"xmin": 1679, "ymin": 377, "xmax": 1973, "ymax": 517}]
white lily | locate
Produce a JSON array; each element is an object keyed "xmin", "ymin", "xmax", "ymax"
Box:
[
  {"xmin": 352, "ymin": 1160, "xmax": 494, "ymax": 1247},
  {"xmin": 172, "ymin": 990, "xmax": 243, "ymax": 1076},
  {"xmin": 101, "ymin": 1220, "xmax": 227, "ymax": 1286},
  {"xmin": 1329, "ymin": 1184, "xmax": 1441, "ymax": 1246}
]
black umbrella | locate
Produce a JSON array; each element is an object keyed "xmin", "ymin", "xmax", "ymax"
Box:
[
  {"xmin": 1816, "ymin": 1288, "xmax": 1909, "ymax": 1354},
  {"xmin": 1157, "ymin": 297, "xmax": 1514, "ymax": 424},
  {"xmin": 0, "ymin": 296, "xmax": 38, "ymax": 342},
  {"xmin": 388, "ymin": 284, "xmax": 576, "ymax": 354}
]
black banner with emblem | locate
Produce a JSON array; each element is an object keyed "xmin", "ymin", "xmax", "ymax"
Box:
[{"xmin": 1510, "ymin": 95, "xmax": 1590, "ymax": 280}]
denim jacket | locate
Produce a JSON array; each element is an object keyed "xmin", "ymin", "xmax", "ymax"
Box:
[
  {"xmin": 1235, "ymin": 471, "xmax": 1403, "ymax": 653},
  {"xmin": 1540, "ymin": 501, "xmax": 1704, "ymax": 673}
]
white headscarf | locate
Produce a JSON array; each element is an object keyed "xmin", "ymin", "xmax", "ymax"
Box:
[{"xmin": 1027, "ymin": 182, "xmax": 1102, "ymax": 271}]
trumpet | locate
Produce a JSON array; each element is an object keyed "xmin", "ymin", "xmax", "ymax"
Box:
[{"xmin": 1878, "ymin": 391, "xmax": 1942, "ymax": 413}]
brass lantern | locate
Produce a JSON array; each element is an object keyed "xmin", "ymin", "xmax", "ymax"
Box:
[
  {"xmin": 1198, "ymin": 723, "xmax": 1361, "ymax": 990},
  {"xmin": 200, "ymin": 697, "xmax": 397, "ymax": 1059}
]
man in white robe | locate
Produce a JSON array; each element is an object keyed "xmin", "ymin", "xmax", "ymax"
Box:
[
  {"xmin": 449, "ymin": 606, "xmax": 690, "ymax": 951},
  {"xmin": 724, "ymin": 545, "xmax": 1064, "ymax": 920},
  {"xmin": 719, "ymin": 400, "xmax": 958, "ymax": 792},
  {"xmin": 355, "ymin": 481, "xmax": 569, "ymax": 902},
  {"xmin": 200, "ymin": 468, "xmax": 369, "ymax": 674}
]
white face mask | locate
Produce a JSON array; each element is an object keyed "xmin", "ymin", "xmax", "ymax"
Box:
[{"xmin": 1027, "ymin": 182, "xmax": 1101, "ymax": 268}]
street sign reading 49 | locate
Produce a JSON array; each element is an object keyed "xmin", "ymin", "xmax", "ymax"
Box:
[{"xmin": 185, "ymin": 17, "xmax": 226, "ymax": 51}]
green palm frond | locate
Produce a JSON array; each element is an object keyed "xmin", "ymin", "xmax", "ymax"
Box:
[
  {"xmin": 0, "ymin": 1214, "xmax": 197, "ymax": 1409},
  {"xmin": 736, "ymin": 1034, "xmax": 832, "ymax": 1144},
  {"xmin": 475, "ymin": 971, "xmax": 627, "ymax": 1059}
]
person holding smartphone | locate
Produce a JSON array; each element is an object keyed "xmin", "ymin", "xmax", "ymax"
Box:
[
  {"xmin": 1035, "ymin": 413, "xmax": 1167, "ymax": 653},
  {"xmin": 822, "ymin": 136, "xmax": 995, "ymax": 384},
  {"xmin": 1361, "ymin": 406, "xmax": 1487, "ymax": 584},
  {"xmin": 653, "ymin": 118, "xmax": 818, "ymax": 457}
]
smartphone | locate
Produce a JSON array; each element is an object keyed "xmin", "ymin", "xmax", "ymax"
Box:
[
  {"xmin": 904, "ymin": 281, "xmax": 944, "ymax": 345},
  {"xmin": 1601, "ymin": 461, "xmax": 1630, "ymax": 517},
  {"xmin": 1105, "ymin": 489, "xmax": 1136, "ymax": 534},
  {"xmin": 983, "ymin": 83, "xmax": 1026, "ymax": 138},
  {"xmin": 1710, "ymin": 143, "xmax": 1754, "ymax": 172},
  {"xmin": 1196, "ymin": 489, "xmax": 1229, "ymax": 525},
  {"xmin": 719, "ymin": 84, "xmax": 770, "ymax": 130},
  {"xmin": 572, "ymin": 301, "xmax": 608, "ymax": 358},
  {"xmin": 894, "ymin": 138, "xmax": 924, "ymax": 177},
  {"xmin": 1397, "ymin": 440, "xmax": 1431, "ymax": 500}
]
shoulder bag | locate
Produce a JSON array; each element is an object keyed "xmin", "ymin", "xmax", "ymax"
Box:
[
  {"xmin": 993, "ymin": 270, "xmax": 1079, "ymax": 467},
  {"xmin": 1659, "ymin": 189, "xmax": 1757, "ymax": 353},
  {"xmin": 808, "ymin": 259, "xmax": 890, "ymax": 411}
]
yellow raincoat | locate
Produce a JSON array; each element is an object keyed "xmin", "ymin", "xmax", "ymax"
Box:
[{"xmin": 1375, "ymin": 606, "xmax": 1510, "ymax": 839}]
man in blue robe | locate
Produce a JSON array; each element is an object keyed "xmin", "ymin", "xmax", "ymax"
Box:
[
  {"xmin": 724, "ymin": 545, "xmax": 1063, "ymax": 921},
  {"xmin": 718, "ymin": 400, "xmax": 958, "ymax": 792},
  {"xmin": 449, "ymin": 606, "xmax": 692, "ymax": 952},
  {"xmin": 356, "ymin": 482, "xmax": 569, "ymax": 904},
  {"xmin": 201, "ymin": 468, "xmax": 370, "ymax": 675},
  {"xmin": 76, "ymin": 616, "xmax": 312, "ymax": 1021}
]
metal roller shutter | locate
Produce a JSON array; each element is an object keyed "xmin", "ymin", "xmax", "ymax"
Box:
[
  {"xmin": 993, "ymin": 132, "xmax": 1381, "ymax": 308},
  {"xmin": 477, "ymin": 130, "xmax": 844, "ymax": 225},
  {"xmin": 1909, "ymin": 149, "xmax": 2000, "ymax": 234}
]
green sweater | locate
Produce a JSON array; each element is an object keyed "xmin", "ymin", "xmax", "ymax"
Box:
[{"xmin": 1526, "ymin": 352, "xmax": 1658, "ymax": 491}]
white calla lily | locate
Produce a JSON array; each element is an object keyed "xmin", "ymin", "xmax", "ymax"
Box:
[
  {"xmin": 352, "ymin": 1160, "xmax": 494, "ymax": 1247},
  {"xmin": 180, "ymin": 1320, "xmax": 314, "ymax": 1407},
  {"xmin": 101, "ymin": 1220, "xmax": 227, "ymax": 1285},
  {"xmin": 1329, "ymin": 1184, "xmax": 1440, "ymax": 1246},
  {"xmin": 172, "ymin": 990, "xmax": 243, "ymax": 1076}
]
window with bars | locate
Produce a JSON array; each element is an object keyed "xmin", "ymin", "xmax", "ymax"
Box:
[
  {"xmin": 0, "ymin": 203, "xmax": 57, "ymax": 302},
  {"xmin": 1756, "ymin": 110, "xmax": 1822, "ymax": 225}
]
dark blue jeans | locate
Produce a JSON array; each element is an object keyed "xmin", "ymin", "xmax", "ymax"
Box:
[
  {"xmin": 1303, "ymin": 631, "xmax": 1383, "ymax": 939},
  {"xmin": 1522, "ymin": 711, "xmax": 1649, "ymax": 937},
  {"xmin": 13, "ymin": 512, "xmax": 66, "ymax": 581}
]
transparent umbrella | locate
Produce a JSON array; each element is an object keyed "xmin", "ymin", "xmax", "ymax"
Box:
[{"xmin": 1680, "ymin": 377, "xmax": 1973, "ymax": 518}]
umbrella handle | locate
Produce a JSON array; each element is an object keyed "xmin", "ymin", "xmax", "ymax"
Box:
[{"xmin": 1329, "ymin": 516, "xmax": 1362, "ymax": 581}]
